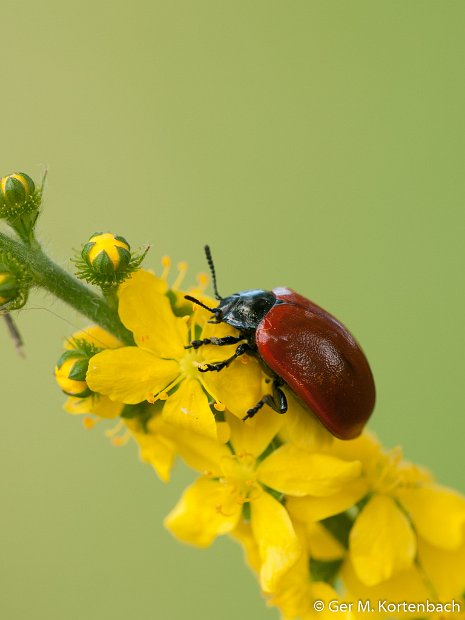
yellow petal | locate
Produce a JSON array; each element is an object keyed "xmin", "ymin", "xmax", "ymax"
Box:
[
  {"xmin": 257, "ymin": 444, "xmax": 362, "ymax": 497},
  {"xmin": 342, "ymin": 559, "xmax": 430, "ymax": 617},
  {"xmin": 216, "ymin": 420, "xmax": 231, "ymax": 444},
  {"xmin": 87, "ymin": 347, "xmax": 179, "ymax": 404},
  {"xmin": 306, "ymin": 521, "xmax": 345, "ymax": 561},
  {"xmin": 349, "ymin": 495, "xmax": 416, "ymax": 586},
  {"xmin": 266, "ymin": 547, "xmax": 311, "ymax": 618},
  {"xmin": 161, "ymin": 423, "xmax": 230, "ymax": 476},
  {"xmin": 64, "ymin": 395, "xmax": 123, "ymax": 419},
  {"xmin": 129, "ymin": 418, "xmax": 177, "ymax": 483},
  {"xmin": 66, "ymin": 325, "xmax": 122, "ymax": 350},
  {"xmin": 230, "ymin": 520, "xmax": 261, "ymax": 574},
  {"xmin": 266, "ymin": 520, "xmax": 346, "ymax": 620},
  {"xmin": 286, "ymin": 479, "xmax": 369, "ymax": 522},
  {"xmin": 279, "ymin": 391, "xmax": 334, "ymax": 452},
  {"xmin": 118, "ymin": 270, "xmax": 187, "ymax": 358},
  {"xmin": 330, "ymin": 431, "xmax": 382, "ymax": 460},
  {"xmin": 162, "ymin": 378, "xmax": 217, "ymax": 440},
  {"xmin": 250, "ymin": 492, "xmax": 301, "ymax": 592},
  {"xmin": 164, "ymin": 477, "xmax": 241, "ymax": 547},
  {"xmin": 396, "ymin": 485, "xmax": 465, "ymax": 550},
  {"xmin": 226, "ymin": 410, "xmax": 283, "ymax": 458},
  {"xmin": 417, "ymin": 534, "xmax": 465, "ymax": 599},
  {"xmin": 118, "ymin": 269, "xmax": 167, "ymax": 295},
  {"xmin": 200, "ymin": 354, "xmax": 268, "ymax": 420}
]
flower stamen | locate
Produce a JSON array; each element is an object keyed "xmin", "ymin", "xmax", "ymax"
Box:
[
  {"xmin": 172, "ymin": 261, "xmax": 188, "ymax": 290},
  {"xmin": 161, "ymin": 255, "xmax": 171, "ymax": 280}
]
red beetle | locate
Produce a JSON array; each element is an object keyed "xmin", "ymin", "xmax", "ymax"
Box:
[{"xmin": 185, "ymin": 246, "xmax": 375, "ymax": 440}]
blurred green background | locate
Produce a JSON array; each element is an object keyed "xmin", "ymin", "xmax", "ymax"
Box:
[{"xmin": 1, "ymin": 1, "xmax": 464, "ymax": 619}]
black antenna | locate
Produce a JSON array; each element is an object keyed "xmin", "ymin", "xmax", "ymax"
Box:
[
  {"xmin": 204, "ymin": 245, "xmax": 222, "ymax": 300},
  {"xmin": 184, "ymin": 294, "xmax": 218, "ymax": 314}
]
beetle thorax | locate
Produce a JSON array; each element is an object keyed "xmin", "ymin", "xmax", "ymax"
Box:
[{"xmin": 216, "ymin": 289, "xmax": 277, "ymax": 331}]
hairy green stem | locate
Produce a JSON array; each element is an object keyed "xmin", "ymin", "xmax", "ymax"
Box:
[{"xmin": 0, "ymin": 231, "xmax": 134, "ymax": 345}]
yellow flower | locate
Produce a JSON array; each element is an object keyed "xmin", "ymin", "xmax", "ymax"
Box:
[
  {"xmin": 288, "ymin": 432, "xmax": 465, "ymax": 598},
  {"xmin": 126, "ymin": 413, "xmax": 178, "ymax": 483},
  {"xmin": 57, "ymin": 326, "xmax": 123, "ymax": 419},
  {"xmin": 87, "ymin": 270, "xmax": 271, "ymax": 440},
  {"xmin": 164, "ymin": 412, "xmax": 362, "ymax": 592},
  {"xmin": 344, "ymin": 436, "xmax": 465, "ymax": 591}
]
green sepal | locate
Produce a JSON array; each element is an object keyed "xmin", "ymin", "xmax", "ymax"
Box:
[
  {"xmin": 92, "ymin": 250, "xmax": 115, "ymax": 274},
  {"xmin": 56, "ymin": 349, "xmax": 81, "ymax": 369},
  {"xmin": 5, "ymin": 177, "xmax": 26, "ymax": 206},
  {"xmin": 121, "ymin": 401, "xmax": 162, "ymax": 432},
  {"xmin": 309, "ymin": 557, "xmax": 343, "ymax": 585},
  {"xmin": 57, "ymin": 338, "xmax": 102, "ymax": 374},
  {"xmin": 320, "ymin": 512, "xmax": 354, "ymax": 549},
  {"xmin": 65, "ymin": 337, "xmax": 102, "ymax": 359},
  {"xmin": 261, "ymin": 484, "xmax": 285, "ymax": 504},
  {"xmin": 114, "ymin": 234, "xmax": 130, "ymax": 248},
  {"xmin": 241, "ymin": 502, "xmax": 251, "ymax": 523},
  {"xmin": 56, "ymin": 351, "xmax": 89, "ymax": 385},
  {"xmin": 116, "ymin": 245, "xmax": 131, "ymax": 270},
  {"xmin": 68, "ymin": 357, "xmax": 89, "ymax": 381},
  {"xmin": 20, "ymin": 172, "xmax": 36, "ymax": 195}
]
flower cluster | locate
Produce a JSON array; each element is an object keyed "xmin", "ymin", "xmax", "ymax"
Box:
[{"xmin": 55, "ymin": 257, "xmax": 465, "ymax": 619}]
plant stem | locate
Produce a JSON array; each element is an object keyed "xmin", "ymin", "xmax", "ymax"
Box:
[{"xmin": 0, "ymin": 231, "xmax": 134, "ymax": 345}]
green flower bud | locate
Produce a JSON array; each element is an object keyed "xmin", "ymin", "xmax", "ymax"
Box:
[
  {"xmin": 0, "ymin": 270, "xmax": 18, "ymax": 306},
  {"xmin": 75, "ymin": 233, "xmax": 148, "ymax": 289},
  {"xmin": 81, "ymin": 232, "xmax": 131, "ymax": 275},
  {"xmin": 0, "ymin": 172, "xmax": 34, "ymax": 205},
  {"xmin": 0, "ymin": 255, "xmax": 30, "ymax": 311},
  {"xmin": 0, "ymin": 172, "xmax": 39, "ymax": 217},
  {"xmin": 55, "ymin": 348, "xmax": 93, "ymax": 398}
]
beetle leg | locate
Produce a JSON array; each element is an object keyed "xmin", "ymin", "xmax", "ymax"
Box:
[
  {"xmin": 185, "ymin": 335, "xmax": 246, "ymax": 350},
  {"xmin": 197, "ymin": 342, "xmax": 251, "ymax": 372},
  {"xmin": 243, "ymin": 379, "xmax": 288, "ymax": 420}
]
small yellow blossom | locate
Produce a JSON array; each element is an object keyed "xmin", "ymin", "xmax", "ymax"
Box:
[
  {"xmin": 288, "ymin": 432, "xmax": 465, "ymax": 605},
  {"xmin": 164, "ymin": 412, "xmax": 362, "ymax": 593},
  {"xmin": 87, "ymin": 270, "xmax": 271, "ymax": 439}
]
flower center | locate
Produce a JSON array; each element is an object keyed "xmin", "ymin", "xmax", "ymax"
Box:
[
  {"xmin": 370, "ymin": 447, "xmax": 404, "ymax": 493},
  {"xmin": 179, "ymin": 348, "xmax": 200, "ymax": 380},
  {"xmin": 219, "ymin": 453, "xmax": 261, "ymax": 503}
]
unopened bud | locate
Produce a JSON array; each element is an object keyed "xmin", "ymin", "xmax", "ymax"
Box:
[
  {"xmin": 81, "ymin": 233, "xmax": 131, "ymax": 275},
  {"xmin": 55, "ymin": 350, "xmax": 92, "ymax": 398},
  {"xmin": 0, "ymin": 172, "xmax": 35, "ymax": 209}
]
